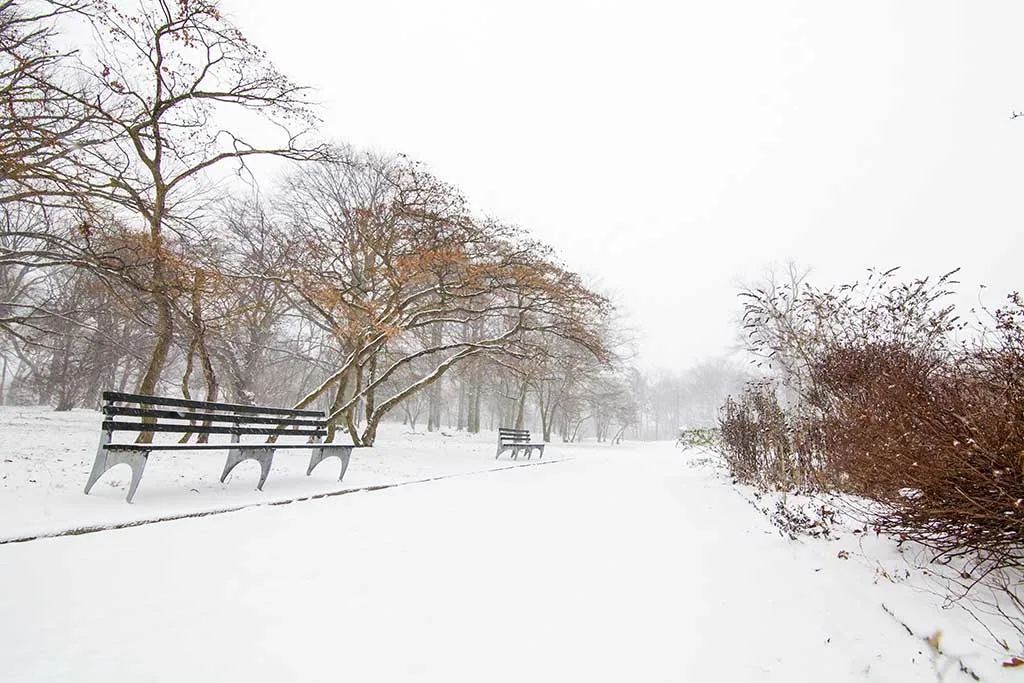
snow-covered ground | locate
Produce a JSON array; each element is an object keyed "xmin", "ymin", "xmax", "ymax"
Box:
[
  {"xmin": 0, "ymin": 407, "xmax": 1020, "ymax": 681},
  {"xmin": 0, "ymin": 406, "xmax": 573, "ymax": 542}
]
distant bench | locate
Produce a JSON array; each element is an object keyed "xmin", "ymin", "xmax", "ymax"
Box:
[
  {"xmin": 84, "ymin": 391, "xmax": 356, "ymax": 503},
  {"xmin": 495, "ymin": 427, "xmax": 545, "ymax": 460}
]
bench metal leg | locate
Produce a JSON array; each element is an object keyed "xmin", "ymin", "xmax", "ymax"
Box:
[
  {"xmin": 496, "ymin": 444, "xmax": 539, "ymax": 460},
  {"xmin": 306, "ymin": 446, "xmax": 353, "ymax": 481},
  {"xmin": 84, "ymin": 433, "xmax": 150, "ymax": 503},
  {"xmin": 220, "ymin": 447, "xmax": 275, "ymax": 491}
]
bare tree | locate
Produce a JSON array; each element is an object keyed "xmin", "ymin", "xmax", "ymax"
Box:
[
  {"xmin": 0, "ymin": 0, "xmax": 99, "ymax": 207},
  {"xmin": 47, "ymin": 0, "xmax": 324, "ymax": 409}
]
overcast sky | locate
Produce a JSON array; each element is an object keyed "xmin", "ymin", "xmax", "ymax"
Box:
[{"xmin": 221, "ymin": 0, "xmax": 1024, "ymax": 369}]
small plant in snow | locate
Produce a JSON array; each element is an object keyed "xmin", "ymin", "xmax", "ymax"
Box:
[{"xmin": 768, "ymin": 497, "xmax": 838, "ymax": 540}]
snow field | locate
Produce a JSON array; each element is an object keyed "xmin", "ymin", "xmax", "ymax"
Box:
[
  {"xmin": 1, "ymin": 422, "xmax": 1018, "ymax": 682},
  {"xmin": 0, "ymin": 406, "xmax": 574, "ymax": 541}
]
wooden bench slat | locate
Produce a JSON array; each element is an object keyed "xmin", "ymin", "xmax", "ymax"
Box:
[
  {"xmin": 106, "ymin": 443, "xmax": 352, "ymax": 452},
  {"xmin": 102, "ymin": 391, "xmax": 323, "ymax": 417},
  {"xmin": 102, "ymin": 405, "xmax": 325, "ymax": 428},
  {"xmin": 101, "ymin": 420, "xmax": 325, "ymax": 437}
]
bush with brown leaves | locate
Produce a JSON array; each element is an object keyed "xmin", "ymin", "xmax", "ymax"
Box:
[
  {"xmin": 718, "ymin": 382, "xmax": 823, "ymax": 490},
  {"xmin": 723, "ymin": 269, "xmax": 1024, "ymax": 584},
  {"xmin": 815, "ymin": 300, "xmax": 1024, "ymax": 579}
]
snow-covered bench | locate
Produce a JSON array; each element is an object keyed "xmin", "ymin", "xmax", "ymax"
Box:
[
  {"xmin": 496, "ymin": 427, "xmax": 545, "ymax": 460},
  {"xmin": 84, "ymin": 391, "xmax": 356, "ymax": 503}
]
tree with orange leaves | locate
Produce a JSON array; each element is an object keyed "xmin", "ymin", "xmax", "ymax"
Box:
[{"xmin": 274, "ymin": 149, "xmax": 612, "ymax": 445}]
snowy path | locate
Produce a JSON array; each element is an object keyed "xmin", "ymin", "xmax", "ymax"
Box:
[{"xmin": 0, "ymin": 444, "xmax": 993, "ymax": 681}]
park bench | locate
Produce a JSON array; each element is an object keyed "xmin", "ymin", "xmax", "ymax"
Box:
[
  {"xmin": 495, "ymin": 427, "xmax": 545, "ymax": 460},
  {"xmin": 84, "ymin": 391, "xmax": 355, "ymax": 503}
]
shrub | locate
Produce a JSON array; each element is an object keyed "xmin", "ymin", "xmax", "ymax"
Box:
[
  {"xmin": 815, "ymin": 305, "xmax": 1024, "ymax": 577},
  {"xmin": 718, "ymin": 382, "xmax": 821, "ymax": 489},
  {"xmin": 676, "ymin": 427, "xmax": 721, "ymax": 452},
  {"xmin": 726, "ymin": 268, "xmax": 1024, "ymax": 588}
]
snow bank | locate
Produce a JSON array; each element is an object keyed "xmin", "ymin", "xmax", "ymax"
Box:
[{"xmin": 0, "ymin": 406, "xmax": 574, "ymax": 542}]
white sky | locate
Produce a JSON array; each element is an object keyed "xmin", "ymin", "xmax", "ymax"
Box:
[{"xmin": 222, "ymin": 0, "xmax": 1024, "ymax": 369}]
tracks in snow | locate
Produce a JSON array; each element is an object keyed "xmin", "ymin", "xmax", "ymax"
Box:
[{"xmin": 0, "ymin": 457, "xmax": 573, "ymax": 546}]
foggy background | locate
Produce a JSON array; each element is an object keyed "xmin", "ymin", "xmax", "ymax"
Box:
[{"xmin": 222, "ymin": 0, "xmax": 1024, "ymax": 368}]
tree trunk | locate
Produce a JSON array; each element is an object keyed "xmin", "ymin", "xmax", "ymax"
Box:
[
  {"xmin": 426, "ymin": 323, "xmax": 443, "ymax": 431},
  {"xmin": 344, "ymin": 406, "xmax": 362, "ymax": 446},
  {"xmin": 136, "ymin": 290, "xmax": 173, "ymax": 443},
  {"xmin": 325, "ymin": 372, "xmax": 350, "ymax": 443},
  {"xmin": 456, "ymin": 377, "xmax": 466, "ymax": 431},
  {"xmin": 513, "ymin": 380, "xmax": 528, "ymax": 430},
  {"xmin": 117, "ymin": 364, "xmax": 132, "ymax": 392},
  {"xmin": 178, "ymin": 338, "xmax": 198, "ymax": 443},
  {"xmin": 541, "ymin": 405, "xmax": 554, "ymax": 442},
  {"xmin": 364, "ymin": 353, "xmax": 377, "ymax": 426},
  {"xmin": 570, "ymin": 417, "xmax": 585, "ymax": 443},
  {"xmin": 402, "ymin": 404, "xmax": 418, "ymax": 431},
  {"xmin": 360, "ymin": 411, "xmax": 380, "ymax": 446},
  {"xmin": 180, "ymin": 339, "xmax": 197, "ymax": 398},
  {"xmin": 467, "ymin": 360, "xmax": 482, "ymax": 433},
  {"xmin": 195, "ymin": 334, "xmax": 218, "ymax": 443},
  {"xmin": 52, "ymin": 325, "xmax": 73, "ymax": 411},
  {"xmin": 361, "ymin": 346, "xmax": 479, "ymax": 445},
  {"xmin": 341, "ymin": 363, "xmax": 362, "ymax": 443},
  {"xmin": 612, "ymin": 424, "xmax": 627, "ymax": 444},
  {"xmin": 137, "ymin": 261, "xmax": 173, "ymax": 397}
]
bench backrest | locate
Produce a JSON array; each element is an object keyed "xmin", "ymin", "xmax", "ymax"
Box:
[
  {"xmin": 498, "ymin": 427, "xmax": 533, "ymax": 444},
  {"xmin": 101, "ymin": 391, "xmax": 327, "ymax": 441}
]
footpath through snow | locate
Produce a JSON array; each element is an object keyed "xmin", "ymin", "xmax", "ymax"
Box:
[{"xmin": 1, "ymin": 441, "xmax": 1015, "ymax": 682}]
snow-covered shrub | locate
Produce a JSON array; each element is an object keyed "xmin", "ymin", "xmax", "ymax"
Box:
[
  {"xmin": 728, "ymin": 267, "xmax": 1024, "ymax": 617},
  {"xmin": 814, "ymin": 305, "xmax": 1024, "ymax": 580},
  {"xmin": 717, "ymin": 382, "xmax": 822, "ymax": 490},
  {"xmin": 768, "ymin": 497, "xmax": 837, "ymax": 540},
  {"xmin": 676, "ymin": 427, "xmax": 721, "ymax": 452}
]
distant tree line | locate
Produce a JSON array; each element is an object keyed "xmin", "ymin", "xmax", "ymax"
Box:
[{"xmin": 4, "ymin": 0, "xmax": 744, "ymax": 444}]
